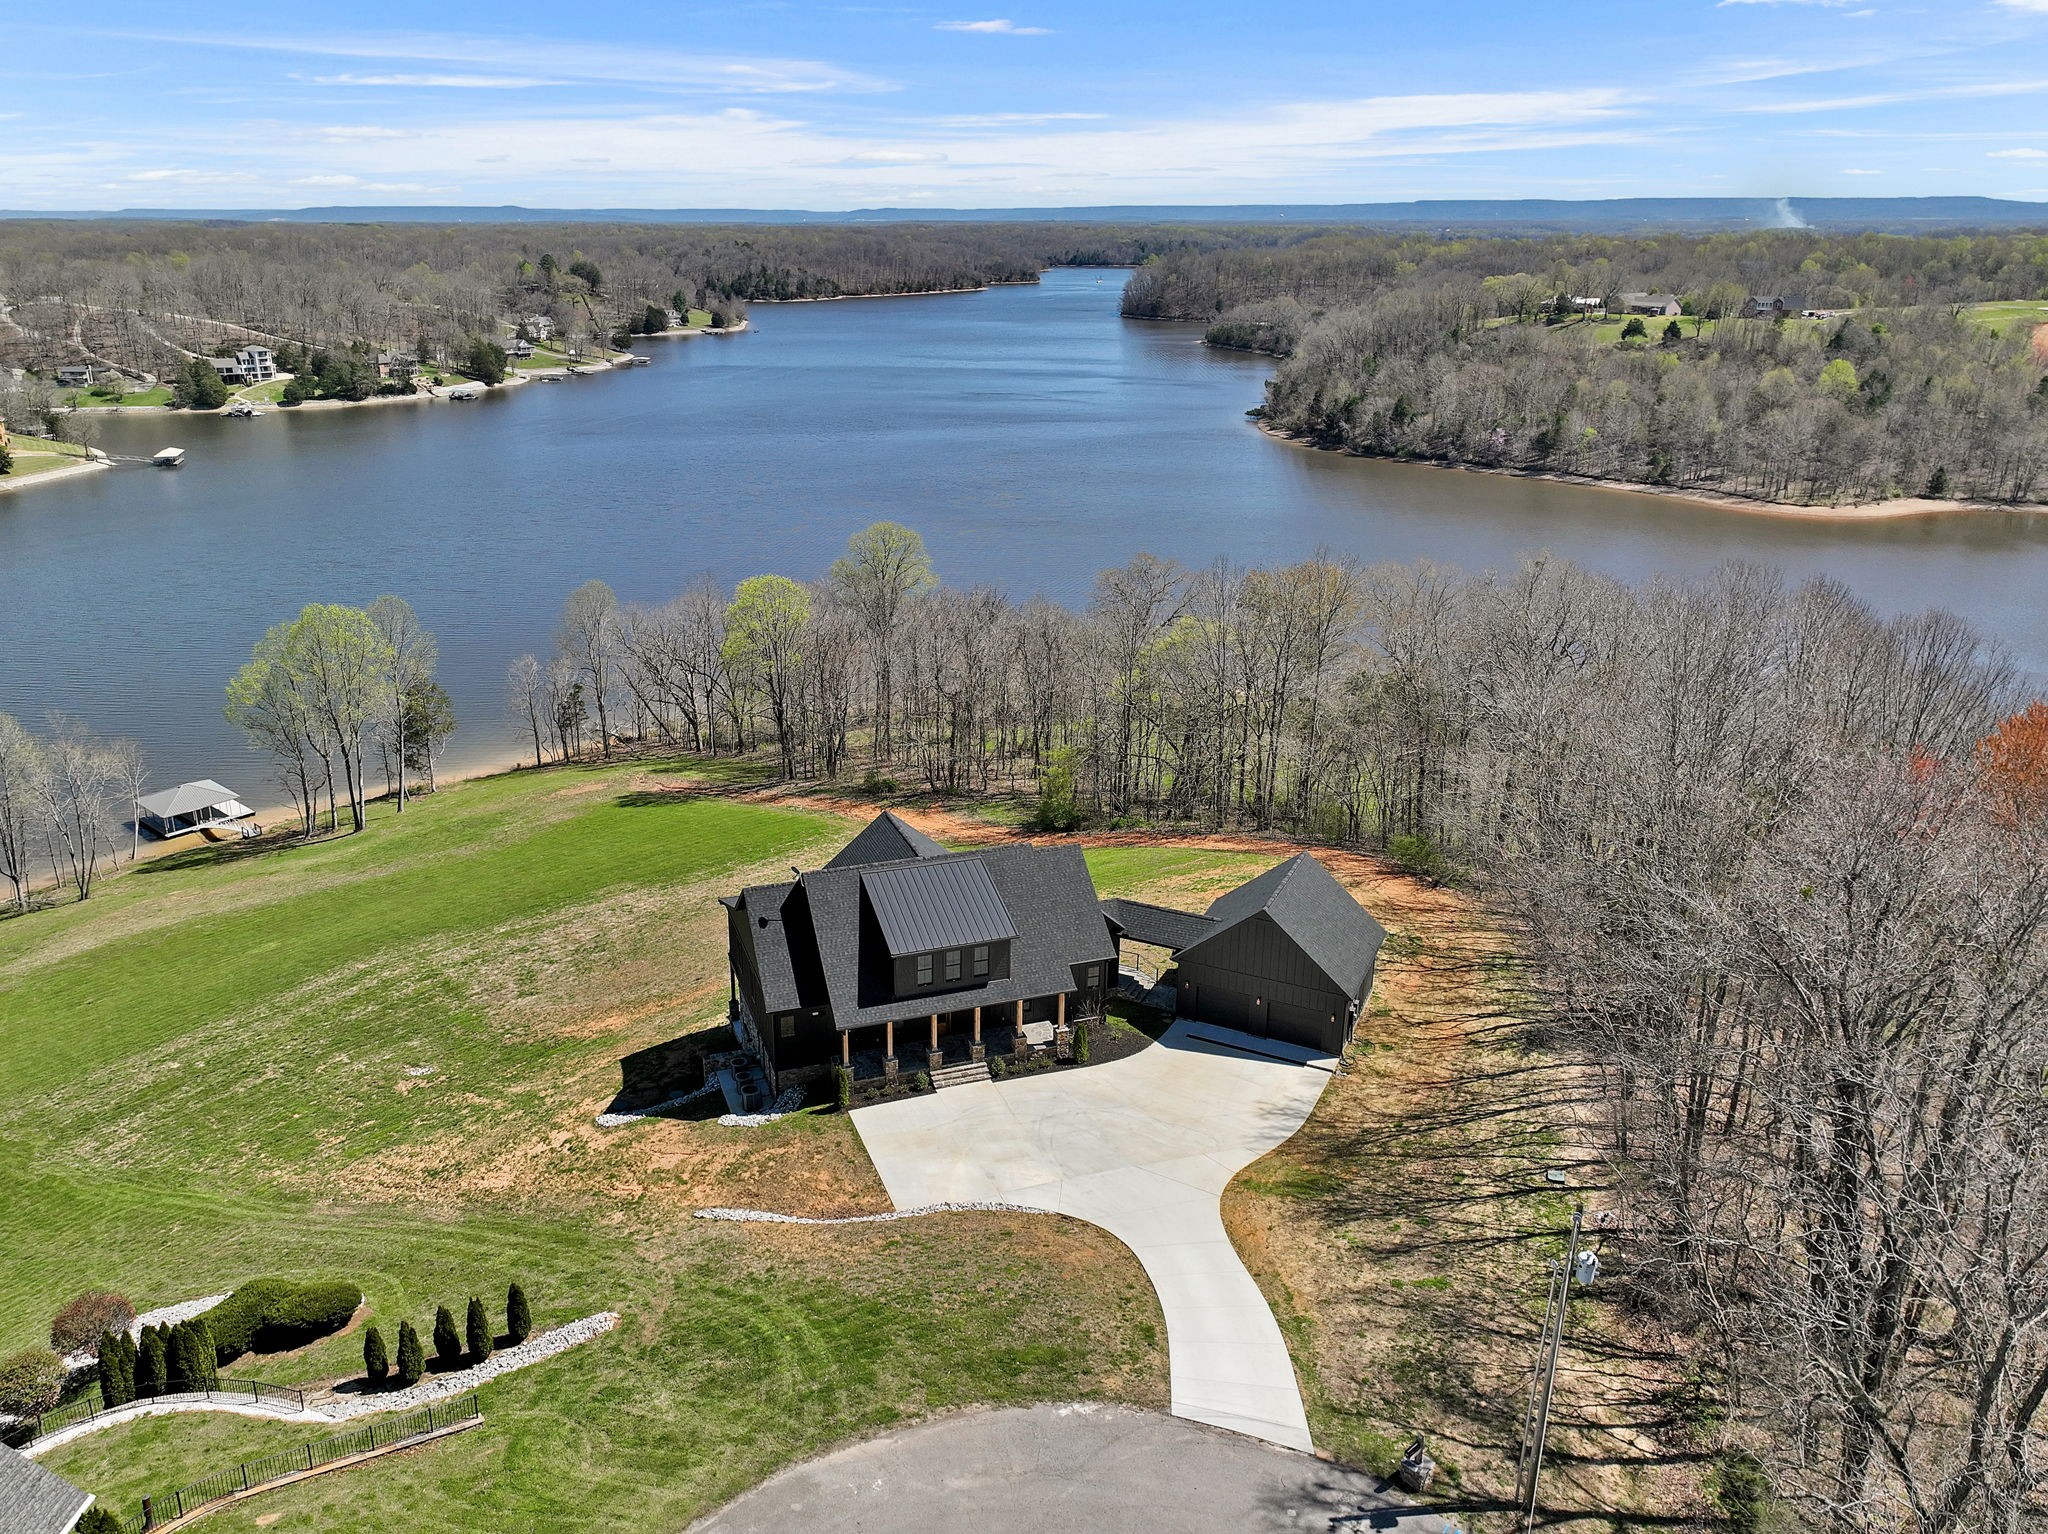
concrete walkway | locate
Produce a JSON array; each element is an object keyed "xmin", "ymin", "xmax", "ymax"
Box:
[
  {"xmin": 687, "ymin": 1404, "xmax": 1445, "ymax": 1534},
  {"xmin": 852, "ymin": 1020, "xmax": 1336, "ymax": 1452}
]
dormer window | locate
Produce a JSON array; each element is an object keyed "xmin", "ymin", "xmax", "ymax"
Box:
[
  {"xmin": 916, "ymin": 953, "xmax": 934, "ymax": 986},
  {"xmin": 973, "ymin": 945, "xmax": 989, "ymax": 977},
  {"xmin": 944, "ymin": 948, "xmax": 962, "ymax": 982}
]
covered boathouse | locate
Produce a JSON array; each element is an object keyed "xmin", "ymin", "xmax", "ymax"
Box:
[{"xmin": 135, "ymin": 780, "xmax": 255, "ymax": 840}]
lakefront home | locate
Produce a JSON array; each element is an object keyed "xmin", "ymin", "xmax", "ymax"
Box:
[{"xmin": 723, "ymin": 810, "xmax": 1386, "ymax": 1093}]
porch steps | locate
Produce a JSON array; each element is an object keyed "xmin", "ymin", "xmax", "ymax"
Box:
[{"xmin": 928, "ymin": 1061, "xmax": 992, "ymax": 1091}]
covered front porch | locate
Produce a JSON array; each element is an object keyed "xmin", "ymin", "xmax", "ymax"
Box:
[{"xmin": 838, "ymin": 994, "xmax": 1091, "ymax": 1081}]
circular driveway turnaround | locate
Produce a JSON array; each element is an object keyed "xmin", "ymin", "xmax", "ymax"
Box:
[
  {"xmin": 852, "ymin": 1019, "xmax": 1336, "ymax": 1451},
  {"xmin": 686, "ymin": 1404, "xmax": 1448, "ymax": 1534}
]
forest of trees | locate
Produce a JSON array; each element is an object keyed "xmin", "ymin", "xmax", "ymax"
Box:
[
  {"xmin": 0, "ymin": 218, "xmax": 1231, "ymax": 397},
  {"xmin": 1123, "ymin": 229, "xmax": 2048, "ymax": 505},
  {"xmin": 516, "ymin": 523, "xmax": 2048, "ymax": 1533}
]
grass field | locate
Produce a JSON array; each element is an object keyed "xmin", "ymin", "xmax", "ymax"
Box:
[
  {"xmin": 0, "ymin": 761, "xmax": 1171, "ymax": 1530},
  {"xmin": 1965, "ymin": 299, "xmax": 2048, "ymax": 337},
  {"xmin": 66, "ymin": 387, "xmax": 174, "ymax": 409}
]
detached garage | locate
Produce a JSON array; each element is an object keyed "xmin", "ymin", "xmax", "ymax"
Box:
[{"xmin": 1164, "ymin": 854, "xmax": 1386, "ymax": 1056}]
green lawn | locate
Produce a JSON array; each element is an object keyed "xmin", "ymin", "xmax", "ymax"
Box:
[
  {"xmin": 1964, "ymin": 299, "xmax": 2048, "ymax": 337},
  {"xmin": 66, "ymin": 387, "xmax": 173, "ymax": 409},
  {"xmin": 1, "ymin": 449, "xmax": 96, "ymax": 479},
  {"xmin": 234, "ymin": 378, "xmax": 292, "ymax": 404},
  {"xmin": 0, "ymin": 761, "xmax": 1169, "ymax": 1531}
]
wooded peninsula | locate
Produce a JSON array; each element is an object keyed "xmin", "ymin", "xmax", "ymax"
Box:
[{"xmin": 1124, "ymin": 229, "xmax": 2048, "ymax": 509}]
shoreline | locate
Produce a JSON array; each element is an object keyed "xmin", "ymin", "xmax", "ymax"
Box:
[
  {"xmin": 753, "ymin": 281, "xmax": 1035, "ymax": 304},
  {"xmin": 0, "ymin": 456, "xmax": 111, "ymax": 496},
  {"xmin": 1253, "ymin": 419, "xmax": 2048, "ymax": 523}
]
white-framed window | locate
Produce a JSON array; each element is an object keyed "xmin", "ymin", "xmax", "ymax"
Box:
[
  {"xmin": 972, "ymin": 944, "xmax": 989, "ymax": 977},
  {"xmin": 916, "ymin": 953, "xmax": 935, "ymax": 986},
  {"xmin": 944, "ymin": 948, "xmax": 962, "ymax": 982}
]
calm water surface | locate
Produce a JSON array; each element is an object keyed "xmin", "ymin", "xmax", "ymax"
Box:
[{"xmin": 4, "ymin": 266, "xmax": 2046, "ymax": 790}]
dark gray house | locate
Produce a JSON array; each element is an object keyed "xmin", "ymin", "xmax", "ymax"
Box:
[
  {"xmin": 0, "ymin": 1444, "xmax": 92, "ymax": 1534},
  {"xmin": 723, "ymin": 813, "xmax": 1116, "ymax": 1091},
  {"xmin": 724, "ymin": 813, "xmax": 1387, "ymax": 1089},
  {"xmin": 1104, "ymin": 854, "xmax": 1387, "ymax": 1055}
]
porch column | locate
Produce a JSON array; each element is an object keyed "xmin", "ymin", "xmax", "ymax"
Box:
[
  {"xmin": 927, "ymin": 1014, "xmax": 943, "ymax": 1073},
  {"xmin": 971, "ymin": 1005, "xmax": 985, "ymax": 1065},
  {"xmin": 841, "ymin": 1031, "xmax": 850, "ymax": 1067},
  {"xmin": 884, "ymin": 1018, "xmax": 899, "ymax": 1080}
]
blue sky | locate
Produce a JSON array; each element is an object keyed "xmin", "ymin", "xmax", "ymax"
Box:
[{"xmin": 5, "ymin": 1, "xmax": 2048, "ymax": 208}]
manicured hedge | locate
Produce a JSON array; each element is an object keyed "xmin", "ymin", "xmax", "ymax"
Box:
[{"xmin": 206, "ymin": 1279, "xmax": 360, "ymax": 1362}]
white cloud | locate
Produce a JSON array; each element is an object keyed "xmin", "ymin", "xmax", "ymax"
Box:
[
  {"xmin": 923, "ymin": 111, "xmax": 1108, "ymax": 126},
  {"xmin": 306, "ymin": 73, "xmax": 563, "ymax": 88},
  {"xmin": 1738, "ymin": 77, "xmax": 2048, "ymax": 112},
  {"xmin": 1994, "ymin": 0, "xmax": 2048, "ymax": 12},
  {"xmin": 102, "ymin": 28, "xmax": 894, "ymax": 95},
  {"xmin": 1990, "ymin": 147, "xmax": 2048, "ymax": 158},
  {"xmin": 1840, "ymin": 167, "xmax": 1884, "ymax": 174},
  {"xmin": 1717, "ymin": 0, "xmax": 1856, "ymax": 7},
  {"xmin": 935, "ymin": 19, "xmax": 1052, "ymax": 34}
]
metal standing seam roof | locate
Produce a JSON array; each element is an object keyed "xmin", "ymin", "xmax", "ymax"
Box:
[
  {"xmin": 860, "ymin": 857, "xmax": 1018, "ymax": 956},
  {"xmin": 135, "ymin": 779, "xmax": 242, "ymax": 819},
  {"xmin": 1189, "ymin": 853, "xmax": 1388, "ymax": 1001},
  {"xmin": 0, "ymin": 1443, "xmax": 93, "ymax": 1534}
]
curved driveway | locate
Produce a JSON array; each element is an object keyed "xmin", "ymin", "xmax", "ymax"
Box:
[
  {"xmin": 851, "ymin": 1020, "xmax": 1336, "ymax": 1452},
  {"xmin": 689, "ymin": 1405, "xmax": 1443, "ymax": 1533}
]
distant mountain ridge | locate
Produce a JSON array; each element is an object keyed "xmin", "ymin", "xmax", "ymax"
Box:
[{"xmin": 2, "ymin": 197, "xmax": 2045, "ymax": 232}]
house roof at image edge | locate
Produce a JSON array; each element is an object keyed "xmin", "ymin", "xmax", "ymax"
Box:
[
  {"xmin": 727, "ymin": 838, "xmax": 1113, "ymax": 1031},
  {"xmin": 1183, "ymin": 853, "xmax": 1387, "ymax": 1000},
  {"xmin": 0, "ymin": 1443, "xmax": 92, "ymax": 1534}
]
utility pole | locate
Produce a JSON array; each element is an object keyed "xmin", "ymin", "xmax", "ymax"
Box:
[{"xmin": 1513, "ymin": 1205, "xmax": 1586, "ymax": 1533}]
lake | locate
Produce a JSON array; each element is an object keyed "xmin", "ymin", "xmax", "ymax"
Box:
[{"xmin": 4, "ymin": 266, "xmax": 2046, "ymax": 791}]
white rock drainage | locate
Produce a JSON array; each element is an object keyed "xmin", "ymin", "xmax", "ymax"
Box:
[
  {"xmin": 24, "ymin": 1312, "xmax": 619, "ymax": 1454},
  {"xmin": 849, "ymin": 1019, "xmax": 1338, "ymax": 1454}
]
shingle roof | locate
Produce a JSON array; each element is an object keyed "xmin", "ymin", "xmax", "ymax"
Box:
[
  {"xmin": 1190, "ymin": 854, "xmax": 1386, "ymax": 1001},
  {"xmin": 802, "ymin": 842, "xmax": 1114, "ymax": 1029},
  {"xmin": 861, "ymin": 858, "xmax": 1017, "ymax": 956},
  {"xmin": 728, "ymin": 878, "xmax": 829, "ymax": 1016},
  {"xmin": 0, "ymin": 1444, "xmax": 92, "ymax": 1534},
  {"xmin": 824, "ymin": 810, "xmax": 949, "ymax": 869},
  {"xmin": 1100, "ymin": 896, "xmax": 1218, "ymax": 952}
]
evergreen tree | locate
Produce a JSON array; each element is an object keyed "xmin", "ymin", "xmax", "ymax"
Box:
[
  {"xmin": 465, "ymin": 1297, "xmax": 491, "ymax": 1363},
  {"xmin": 167, "ymin": 1323, "xmax": 203, "ymax": 1391},
  {"xmin": 135, "ymin": 1327, "xmax": 167, "ymax": 1398},
  {"xmin": 173, "ymin": 357, "xmax": 230, "ymax": 411},
  {"xmin": 363, "ymin": 1325, "xmax": 389, "ymax": 1384},
  {"xmin": 395, "ymin": 1321, "xmax": 425, "ymax": 1386},
  {"xmin": 1620, "ymin": 316, "xmax": 1648, "ymax": 340},
  {"xmin": 97, "ymin": 1332, "xmax": 127, "ymax": 1409},
  {"xmin": 506, "ymin": 1283, "xmax": 531, "ymax": 1346},
  {"xmin": 1663, "ymin": 319, "xmax": 1684, "ymax": 344},
  {"xmin": 0, "ymin": 442, "xmax": 14, "ymax": 476},
  {"xmin": 1928, "ymin": 465, "xmax": 1951, "ymax": 497},
  {"xmin": 76, "ymin": 1506, "xmax": 124, "ymax": 1534},
  {"xmin": 433, "ymin": 1304, "xmax": 462, "ymax": 1366}
]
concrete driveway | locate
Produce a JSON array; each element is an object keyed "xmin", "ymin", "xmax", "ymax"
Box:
[
  {"xmin": 688, "ymin": 1404, "xmax": 1446, "ymax": 1534},
  {"xmin": 852, "ymin": 1020, "xmax": 1336, "ymax": 1452}
]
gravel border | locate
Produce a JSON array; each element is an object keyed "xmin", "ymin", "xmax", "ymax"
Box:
[
  {"xmin": 58, "ymin": 1293, "xmax": 230, "ymax": 1371},
  {"xmin": 321, "ymin": 1312, "xmax": 618, "ymax": 1418},
  {"xmin": 596, "ymin": 1081, "xmax": 719, "ymax": 1127},
  {"xmin": 696, "ymin": 1202, "xmax": 1042, "ymax": 1225}
]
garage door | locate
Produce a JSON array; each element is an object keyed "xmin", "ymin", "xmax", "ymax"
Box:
[
  {"xmin": 1266, "ymin": 1000, "xmax": 1334, "ymax": 1053},
  {"xmin": 1191, "ymin": 983, "xmax": 1256, "ymax": 1034}
]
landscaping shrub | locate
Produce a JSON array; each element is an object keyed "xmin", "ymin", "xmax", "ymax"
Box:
[
  {"xmin": 0, "ymin": 1348, "xmax": 66, "ymax": 1418},
  {"xmin": 362, "ymin": 1326, "xmax": 389, "ymax": 1384},
  {"xmin": 1072, "ymin": 1017, "xmax": 1091, "ymax": 1066},
  {"xmin": 433, "ymin": 1305, "xmax": 462, "ymax": 1367},
  {"xmin": 465, "ymin": 1298, "xmax": 491, "ymax": 1363},
  {"xmin": 1709, "ymin": 1449, "xmax": 1776, "ymax": 1534},
  {"xmin": 76, "ymin": 1507, "xmax": 124, "ymax": 1534},
  {"xmin": 206, "ymin": 1278, "xmax": 360, "ymax": 1362},
  {"xmin": 395, "ymin": 1322, "xmax": 425, "ymax": 1386},
  {"xmin": 135, "ymin": 1329, "xmax": 167, "ymax": 1397},
  {"xmin": 97, "ymin": 1332, "xmax": 136, "ymax": 1408},
  {"xmin": 506, "ymin": 1284, "xmax": 531, "ymax": 1346},
  {"xmin": 51, "ymin": 1292, "xmax": 136, "ymax": 1355},
  {"xmin": 168, "ymin": 1319, "xmax": 218, "ymax": 1391},
  {"xmin": 835, "ymin": 1065, "xmax": 852, "ymax": 1111},
  {"xmin": 914, "ymin": 1070, "xmax": 931, "ymax": 1093}
]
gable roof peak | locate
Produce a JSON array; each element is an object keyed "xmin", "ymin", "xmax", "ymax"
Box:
[{"xmin": 824, "ymin": 809, "xmax": 951, "ymax": 869}]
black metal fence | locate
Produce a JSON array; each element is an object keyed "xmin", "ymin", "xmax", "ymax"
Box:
[
  {"xmin": 119, "ymin": 1393, "xmax": 481, "ymax": 1532},
  {"xmin": 3, "ymin": 1379, "xmax": 308, "ymax": 1449}
]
